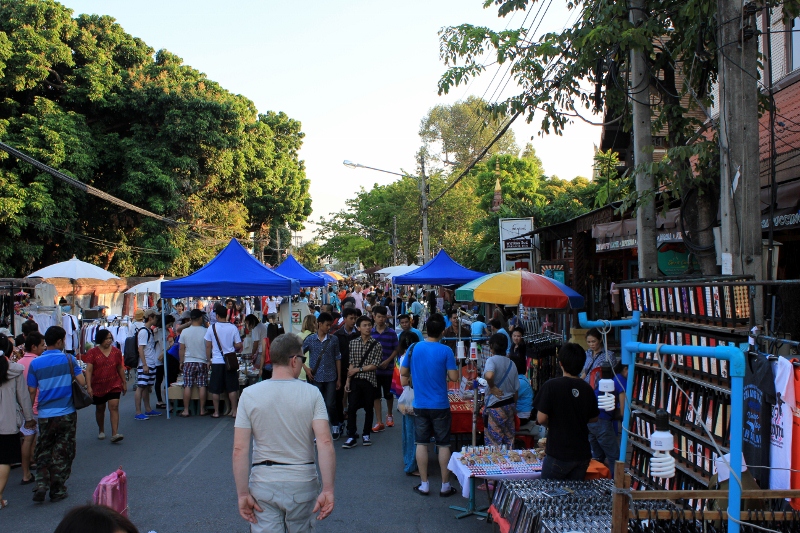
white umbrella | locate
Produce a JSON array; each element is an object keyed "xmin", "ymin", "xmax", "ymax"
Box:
[
  {"xmin": 125, "ymin": 276, "xmax": 165, "ymax": 294},
  {"xmin": 27, "ymin": 256, "xmax": 119, "ymax": 280}
]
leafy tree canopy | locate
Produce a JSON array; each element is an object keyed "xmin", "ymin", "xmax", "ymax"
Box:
[{"xmin": 0, "ymin": 0, "xmax": 310, "ymax": 277}]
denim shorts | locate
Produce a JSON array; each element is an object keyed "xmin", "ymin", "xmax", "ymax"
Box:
[{"xmin": 414, "ymin": 408, "xmax": 452, "ymax": 446}]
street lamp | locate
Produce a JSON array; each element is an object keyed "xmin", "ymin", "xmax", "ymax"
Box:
[{"xmin": 343, "ymin": 159, "xmax": 429, "ymax": 262}]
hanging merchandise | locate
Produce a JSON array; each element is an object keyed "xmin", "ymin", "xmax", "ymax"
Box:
[
  {"xmin": 770, "ymin": 355, "xmax": 794, "ymax": 491},
  {"xmin": 742, "ymin": 351, "xmax": 776, "ymax": 490}
]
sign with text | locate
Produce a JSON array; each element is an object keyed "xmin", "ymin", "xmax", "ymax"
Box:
[{"xmin": 499, "ymin": 218, "xmax": 534, "ymax": 272}]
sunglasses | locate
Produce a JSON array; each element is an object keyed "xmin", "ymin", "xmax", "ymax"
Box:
[{"xmin": 293, "ymin": 355, "xmax": 307, "ymax": 364}]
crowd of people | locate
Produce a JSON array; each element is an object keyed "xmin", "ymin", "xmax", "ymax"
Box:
[{"xmin": 0, "ymin": 277, "xmax": 624, "ymax": 532}]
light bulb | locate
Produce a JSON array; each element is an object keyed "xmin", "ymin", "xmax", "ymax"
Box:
[
  {"xmin": 597, "ymin": 362, "xmax": 615, "ymax": 411},
  {"xmin": 649, "ymin": 409, "xmax": 675, "ymax": 478}
]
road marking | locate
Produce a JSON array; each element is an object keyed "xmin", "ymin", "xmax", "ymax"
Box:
[{"xmin": 166, "ymin": 419, "xmax": 230, "ymax": 477}]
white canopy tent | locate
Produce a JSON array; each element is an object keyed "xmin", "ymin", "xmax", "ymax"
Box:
[{"xmin": 125, "ymin": 276, "xmax": 165, "ymax": 295}]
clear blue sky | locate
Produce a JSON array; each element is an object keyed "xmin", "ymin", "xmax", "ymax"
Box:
[{"xmin": 61, "ymin": 0, "xmax": 601, "ymax": 240}]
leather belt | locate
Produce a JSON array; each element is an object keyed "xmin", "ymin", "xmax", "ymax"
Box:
[{"xmin": 252, "ymin": 460, "xmax": 315, "ymax": 467}]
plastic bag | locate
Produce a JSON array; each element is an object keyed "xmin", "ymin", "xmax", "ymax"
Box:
[{"xmin": 397, "ymin": 386, "xmax": 415, "ymax": 415}]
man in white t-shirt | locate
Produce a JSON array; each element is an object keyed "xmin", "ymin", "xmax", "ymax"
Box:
[
  {"xmin": 245, "ymin": 314, "xmax": 271, "ymax": 379},
  {"xmin": 134, "ymin": 309, "xmax": 160, "ymax": 420},
  {"xmin": 179, "ymin": 309, "xmax": 210, "ymax": 417},
  {"xmin": 233, "ymin": 333, "xmax": 335, "ymax": 532},
  {"xmin": 205, "ymin": 304, "xmax": 243, "ymax": 418}
]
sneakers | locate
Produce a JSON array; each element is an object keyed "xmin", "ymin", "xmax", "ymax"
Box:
[
  {"xmin": 386, "ymin": 415, "xmax": 394, "ymax": 427},
  {"xmin": 32, "ymin": 487, "xmax": 47, "ymax": 503},
  {"xmin": 134, "ymin": 414, "xmax": 149, "ymax": 421},
  {"xmin": 342, "ymin": 437, "xmax": 358, "ymax": 449},
  {"xmin": 98, "ymin": 432, "xmax": 105, "ymax": 440},
  {"xmin": 50, "ymin": 492, "xmax": 69, "ymax": 503},
  {"xmin": 110, "ymin": 434, "xmax": 124, "ymax": 443},
  {"xmin": 371, "ymin": 422, "xmax": 385, "ymax": 432},
  {"xmin": 362, "ymin": 435, "xmax": 372, "ymax": 446},
  {"xmin": 332, "ymin": 426, "xmax": 341, "ymax": 441},
  {"xmin": 144, "ymin": 410, "xmax": 162, "ymax": 417}
]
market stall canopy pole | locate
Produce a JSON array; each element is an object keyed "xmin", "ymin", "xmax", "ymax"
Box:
[{"xmin": 455, "ymin": 271, "xmax": 584, "ymax": 309}]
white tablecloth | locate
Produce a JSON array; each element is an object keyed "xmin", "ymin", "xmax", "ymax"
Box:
[{"xmin": 447, "ymin": 452, "xmax": 542, "ymax": 499}]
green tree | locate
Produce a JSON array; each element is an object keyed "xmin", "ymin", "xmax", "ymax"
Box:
[
  {"xmin": 0, "ymin": 0, "xmax": 311, "ymax": 277},
  {"xmin": 419, "ymin": 95, "xmax": 518, "ymax": 172},
  {"xmin": 438, "ymin": 0, "xmax": 800, "ymax": 275}
]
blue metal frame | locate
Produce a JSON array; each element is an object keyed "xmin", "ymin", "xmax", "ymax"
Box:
[{"xmin": 578, "ymin": 311, "xmax": 745, "ymax": 533}]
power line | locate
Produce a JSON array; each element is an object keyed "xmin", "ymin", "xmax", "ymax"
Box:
[{"xmin": 0, "ymin": 141, "xmax": 181, "ymax": 227}]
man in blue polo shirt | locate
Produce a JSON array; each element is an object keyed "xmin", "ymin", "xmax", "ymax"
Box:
[
  {"xmin": 27, "ymin": 326, "xmax": 87, "ymax": 503},
  {"xmin": 396, "ymin": 314, "xmax": 423, "ymax": 343}
]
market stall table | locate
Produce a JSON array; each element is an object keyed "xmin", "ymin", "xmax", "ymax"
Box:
[{"xmin": 485, "ymin": 462, "xmax": 613, "ymax": 532}]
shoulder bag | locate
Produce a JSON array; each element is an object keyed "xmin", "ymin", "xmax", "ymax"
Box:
[
  {"xmin": 67, "ymin": 354, "xmax": 93, "ymax": 410},
  {"xmin": 212, "ymin": 323, "xmax": 240, "ymax": 372}
]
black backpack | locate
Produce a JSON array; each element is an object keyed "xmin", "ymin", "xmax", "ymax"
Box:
[{"xmin": 123, "ymin": 327, "xmax": 150, "ymax": 368}]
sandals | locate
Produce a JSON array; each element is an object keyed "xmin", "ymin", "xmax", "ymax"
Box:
[
  {"xmin": 179, "ymin": 412, "xmax": 190, "ymax": 418},
  {"xmin": 413, "ymin": 484, "xmax": 429, "ymax": 496},
  {"xmin": 156, "ymin": 403, "xmax": 167, "ymax": 409},
  {"xmin": 198, "ymin": 411, "xmax": 210, "ymax": 416},
  {"xmin": 210, "ymin": 413, "xmax": 220, "ymax": 419},
  {"xmin": 440, "ymin": 487, "xmax": 458, "ymax": 498},
  {"xmin": 21, "ymin": 476, "xmax": 35, "ymax": 485}
]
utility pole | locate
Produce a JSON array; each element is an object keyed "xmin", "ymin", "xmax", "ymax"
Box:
[
  {"xmin": 629, "ymin": 0, "xmax": 658, "ymax": 279},
  {"xmin": 418, "ymin": 154, "xmax": 430, "ymax": 263},
  {"xmin": 392, "ymin": 215, "xmax": 398, "ymax": 266},
  {"xmin": 717, "ymin": 0, "xmax": 762, "ymax": 321}
]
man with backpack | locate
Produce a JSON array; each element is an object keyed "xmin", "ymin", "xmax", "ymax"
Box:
[{"xmin": 133, "ymin": 309, "xmax": 161, "ymax": 421}]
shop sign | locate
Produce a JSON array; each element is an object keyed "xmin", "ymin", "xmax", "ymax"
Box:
[
  {"xmin": 503, "ymin": 236, "xmax": 532, "ymax": 249},
  {"xmin": 761, "ymin": 210, "xmax": 800, "ymax": 230},
  {"xmin": 596, "ymin": 231, "xmax": 684, "ymax": 252},
  {"xmin": 657, "ymin": 243, "xmax": 700, "ymax": 276}
]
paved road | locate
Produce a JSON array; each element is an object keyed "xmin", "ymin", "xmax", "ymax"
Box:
[{"xmin": 3, "ymin": 386, "xmax": 491, "ymax": 533}]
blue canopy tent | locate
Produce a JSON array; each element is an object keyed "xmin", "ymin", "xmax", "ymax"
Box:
[
  {"xmin": 391, "ymin": 250, "xmax": 485, "ymax": 322},
  {"xmin": 161, "ymin": 238, "xmax": 300, "ymax": 297},
  {"xmin": 159, "ymin": 239, "xmax": 300, "ymax": 418},
  {"xmin": 273, "ymin": 255, "xmax": 325, "ymax": 287},
  {"xmin": 393, "ymin": 250, "xmax": 484, "ymax": 286}
]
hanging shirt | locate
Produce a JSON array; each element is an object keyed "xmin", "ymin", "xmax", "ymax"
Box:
[
  {"xmin": 771, "ymin": 357, "xmax": 795, "ymax": 491},
  {"xmin": 790, "ymin": 359, "xmax": 800, "ymax": 510},
  {"xmin": 743, "ymin": 353, "xmax": 776, "ymax": 489}
]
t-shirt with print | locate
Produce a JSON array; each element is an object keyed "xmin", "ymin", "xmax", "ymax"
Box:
[
  {"xmin": 180, "ymin": 325, "xmax": 208, "ymax": 364},
  {"xmin": 204, "ymin": 322, "xmax": 242, "ymax": 365},
  {"xmin": 400, "ymin": 341, "xmax": 456, "ymax": 410},
  {"xmin": 27, "ymin": 350, "xmax": 82, "ymax": 418},
  {"xmin": 235, "ymin": 379, "xmax": 327, "ymax": 483},
  {"xmin": 137, "ymin": 326, "xmax": 157, "ymax": 368},
  {"xmin": 484, "ymin": 355, "xmax": 519, "ymax": 407},
  {"xmin": 743, "ymin": 352, "xmax": 776, "ymax": 489},
  {"xmin": 533, "ymin": 376, "xmax": 599, "ymax": 462},
  {"xmin": 771, "ymin": 357, "xmax": 794, "ymax": 490}
]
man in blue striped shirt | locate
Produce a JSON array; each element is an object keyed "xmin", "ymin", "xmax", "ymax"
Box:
[{"xmin": 27, "ymin": 326, "xmax": 86, "ymax": 503}]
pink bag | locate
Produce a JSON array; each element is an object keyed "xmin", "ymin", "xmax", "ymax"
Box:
[{"xmin": 93, "ymin": 468, "xmax": 128, "ymax": 517}]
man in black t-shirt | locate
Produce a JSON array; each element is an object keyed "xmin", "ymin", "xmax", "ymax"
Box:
[{"xmin": 534, "ymin": 343, "xmax": 600, "ymax": 480}]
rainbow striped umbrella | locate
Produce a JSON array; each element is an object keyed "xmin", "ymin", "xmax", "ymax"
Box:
[{"xmin": 455, "ymin": 271, "xmax": 584, "ymax": 309}]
